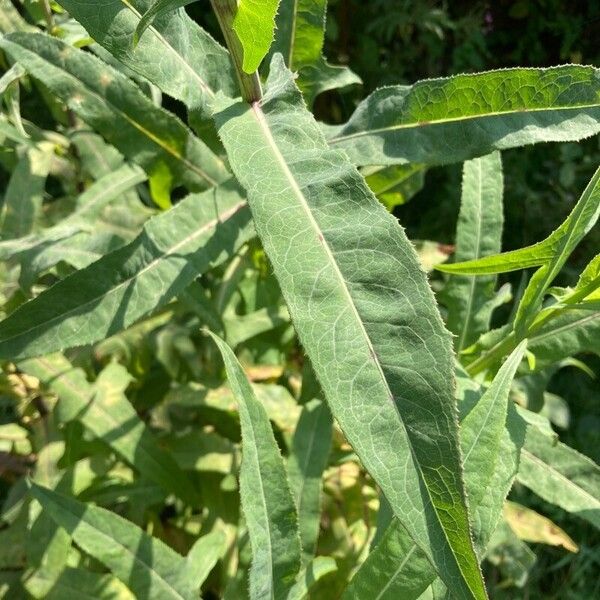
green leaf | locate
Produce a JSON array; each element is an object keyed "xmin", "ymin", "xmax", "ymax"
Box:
[
  {"xmin": 442, "ymin": 152, "xmax": 504, "ymax": 351},
  {"xmin": 214, "ymin": 55, "xmax": 486, "ymax": 599},
  {"xmin": 517, "ymin": 424, "xmax": 600, "ymax": 529},
  {"xmin": 208, "ymin": 332, "xmax": 302, "ymax": 600},
  {"xmin": 363, "ymin": 164, "xmax": 426, "ymax": 211},
  {"xmin": 327, "ymin": 65, "xmax": 600, "ymax": 166},
  {"xmin": 29, "ymin": 483, "xmax": 194, "ymax": 600},
  {"xmin": 233, "ymin": 0, "xmax": 282, "ymax": 73},
  {"xmin": 20, "ymin": 355, "xmax": 198, "ymax": 504},
  {"xmin": 345, "ymin": 344, "xmax": 526, "ymax": 599},
  {"xmin": 437, "ymin": 166, "xmax": 600, "ymax": 277},
  {"xmin": 286, "ymin": 556, "xmax": 338, "ymax": 600},
  {"xmin": 528, "ymin": 309, "xmax": 600, "ymax": 367},
  {"xmin": 0, "ymin": 163, "xmax": 146, "ymax": 260},
  {"xmin": 0, "ymin": 0, "xmax": 36, "ymax": 33},
  {"xmin": 287, "ymin": 399, "xmax": 332, "ymax": 562},
  {"xmin": 56, "ymin": 0, "xmax": 237, "ymax": 132},
  {"xmin": 0, "ymin": 32, "xmax": 230, "ymax": 191},
  {"xmin": 0, "ymin": 142, "xmax": 53, "ymax": 239},
  {"xmin": 271, "ymin": 0, "xmax": 360, "ymax": 103},
  {"xmin": 0, "ymin": 182, "xmax": 252, "ymax": 359},
  {"xmin": 184, "ymin": 529, "xmax": 227, "ymax": 591},
  {"xmin": 224, "ymin": 304, "xmax": 290, "ymax": 347},
  {"xmin": 513, "ymin": 167, "xmax": 600, "ymax": 331},
  {"xmin": 133, "ymin": 0, "xmax": 197, "ymax": 46},
  {"xmin": 42, "ymin": 567, "xmax": 135, "ymax": 600}
]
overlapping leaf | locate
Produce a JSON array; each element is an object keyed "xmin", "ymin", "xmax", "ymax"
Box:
[
  {"xmin": 0, "ymin": 182, "xmax": 252, "ymax": 359},
  {"xmin": 327, "ymin": 65, "xmax": 600, "ymax": 166},
  {"xmin": 214, "ymin": 55, "xmax": 486, "ymax": 599}
]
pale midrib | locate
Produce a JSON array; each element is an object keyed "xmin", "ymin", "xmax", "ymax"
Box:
[
  {"xmin": 47, "ymin": 494, "xmax": 187, "ymax": 600},
  {"xmin": 15, "ymin": 42, "xmax": 222, "ymax": 185},
  {"xmin": 520, "ymin": 449, "xmax": 599, "ymax": 507},
  {"xmin": 329, "ymin": 102, "xmax": 600, "ymax": 144},
  {"xmin": 287, "ymin": 0, "xmax": 299, "ymax": 70},
  {"xmin": 249, "ymin": 101, "xmax": 476, "ymax": 591},
  {"xmin": 458, "ymin": 161, "xmax": 484, "ymax": 352},
  {"xmin": 121, "ymin": 0, "xmax": 214, "ymax": 97},
  {"xmin": 530, "ymin": 311, "xmax": 600, "ymax": 343},
  {"xmin": 375, "ymin": 545, "xmax": 418, "ymax": 600},
  {"xmin": 4, "ymin": 201, "xmax": 247, "ymax": 346}
]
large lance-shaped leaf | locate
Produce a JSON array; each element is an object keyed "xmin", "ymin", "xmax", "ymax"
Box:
[
  {"xmin": 20, "ymin": 355, "xmax": 198, "ymax": 504},
  {"xmin": 209, "ymin": 333, "xmax": 301, "ymax": 600},
  {"xmin": 271, "ymin": 0, "xmax": 360, "ymax": 103},
  {"xmin": 326, "ymin": 65, "xmax": 600, "ymax": 166},
  {"xmin": 345, "ymin": 345, "xmax": 527, "ymax": 599},
  {"xmin": 56, "ymin": 0, "xmax": 237, "ymax": 132},
  {"xmin": 29, "ymin": 483, "xmax": 193, "ymax": 600},
  {"xmin": 0, "ymin": 33, "xmax": 230, "ymax": 192},
  {"xmin": 0, "ymin": 182, "xmax": 252, "ymax": 359},
  {"xmin": 442, "ymin": 152, "xmax": 504, "ymax": 351},
  {"xmin": 214, "ymin": 55, "xmax": 486, "ymax": 599},
  {"xmin": 517, "ymin": 424, "xmax": 600, "ymax": 529}
]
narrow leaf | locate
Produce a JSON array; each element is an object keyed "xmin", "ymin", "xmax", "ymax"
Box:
[
  {"xmin": 44, "ymin": 567, "xmax": 135, "ymax": 600},
  {"xmin": 287, "ymin": 399, "xmax": 332, "ymax": 562},
  {"xmin": 346, "ymin": 344, "xmax": 526, "ymax": 599},
  {"xmin": 517, "ymin": 424, "xmax": 600, "ymax": 529},
  {"xmin": 233, "ymin": 0, "xmax": 281, "ymax": 73},
  {"xmin": 20, "ymin": 355, "xmax": 198, "ymax": 504},
  {"xmin": 209, "ymin": 332, "xmax": 302, "ymax": 600},
  {"xmin": 327, "ymin": 65, "xmax": 600, "ymax": 166},
  {"xmin": 286, "ymin": 556, "xmax": 338, "ymax": 600},
  {"xmin": 185, "ymin": 529, "xmax": 227, "ymax": 591},
  {"xmin": 0, "ymin": 33, "xmax": 229, "ymax": 191},
  {"xmin": 134, "ymin": 0, "xmax": 197, "ymax": 46},
  {"xmin": 214, "ymin": 55, "xmax": 486, "ymax": 599},
  {"xmin": 0, "ymin": 182, "xmax": 252, "ymax": 359},
  {"xmin": 443, "ymin": 152, "xmax": 504, "ymax": 350},
  {"xmin": 363, "ymin": 163, "xmax": 426, "ymax": 211},
  {"xmin": 29, "ymin": 483, "xmax": 193, "ymax": 600}
]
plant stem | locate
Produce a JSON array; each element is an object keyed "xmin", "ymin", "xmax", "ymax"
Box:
[
  {"xmin": 210, "ymin": 0, "xmax": 262, "ymax": 103},
  {"xmin": 41, "ymin": 0, "xmax": 56, "ymax": 33}
]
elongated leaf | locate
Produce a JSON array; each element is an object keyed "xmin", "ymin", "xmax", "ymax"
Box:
[
  {"xmin": 0, "ymin": 163, "xmax": 146, "ymax": 259},
  {"xmin": 57, "ymin": 0, "xmax": 237, "ymax": 132},
  {"xmin": 20, "ymin": 355, "xmax": 198, "ymax": 504},
  {"xmin": 0, "ymin": 0, "xmax": 35, "ymax": 33},
  {"xmin": 214, "ymin": 55, "xmax": 486, "ymax": 599},
  {"xmin": 29, "ymin": 483, "xmax": 193, "ymax": 600},
  {"xmin": 327, "ymin": 65, "xmax": 600, "ymax": 166},
  {"xmin": 287, "ymin": 399, "xmax": 332, "ymax": 562},
  {"xmin": 517, "ymin": 424, "xmax": 600, "ymax": 529},
  {"xmin": 503, "ymin": 501, "xmax": 578, "ymax": 552},
  {"xmin": 209, "ymin": 333, "xmax": 301, "ymax": 600},
  {"xmin": 0, "ymin": 142, "xmax": 53, "ymax": 239},
  {"xmin": 224, "ymin": 304, "xmax": 289, "ymax": 347},
  {"xmin": 443, "ymin": 152, "xmax": 504, "ymax": 350},
  {"xmin": 437, "ymin": 166, "xmax": 600, "ymax": 277},
  {"xmin": 514, "ymin": 167, "xmax": 600, "ymax": 330},
  {"xmin": 529, "ymin": 309, "xmax": 600, "ymax": 367},
  {"xmin": 233, "ymin": 0, "xmax": 281, "ymax": 73},
  {"xmin": 271, "ymin": 0, "xmax": 360, "ymax": 103},
  {"xmin": 346, "ymin": 345, "xmax": 526, "ymax": 599},
  {"xmin": 0, "ymin": 182, "xmax": 252, "ymax": 359},
  {"xmin": 0, "ymin": 33, "xmax": 229, "ymax": 192}
]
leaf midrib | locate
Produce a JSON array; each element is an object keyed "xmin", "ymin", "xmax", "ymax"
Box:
[
  {"xmin": 249, "ymin": 99, "xmax": 470, "ymax": 585},
  {"xmin": 1, "ymin": 201, "xmax": 247, "ymax": 348},
  {"xmin": 329, "ymin": 102, "xmax": 600, "ymax": 144},
  {"xmin": 530, "ymin": 311, "xmax": 600, "ymax": 343}
]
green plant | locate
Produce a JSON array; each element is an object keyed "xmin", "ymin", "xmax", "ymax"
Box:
[{"xmin": 0, "ymin": 0, "xmax": 598, "ymax": 598}]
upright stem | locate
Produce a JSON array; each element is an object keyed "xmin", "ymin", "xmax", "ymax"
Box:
[
  {"xmin": 210, "ymin": 0, "xmax": 262, "ymax": 103},
  {"xmin": 41, "ymin": 0, "xmax": 56, "ymax": 33}
]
